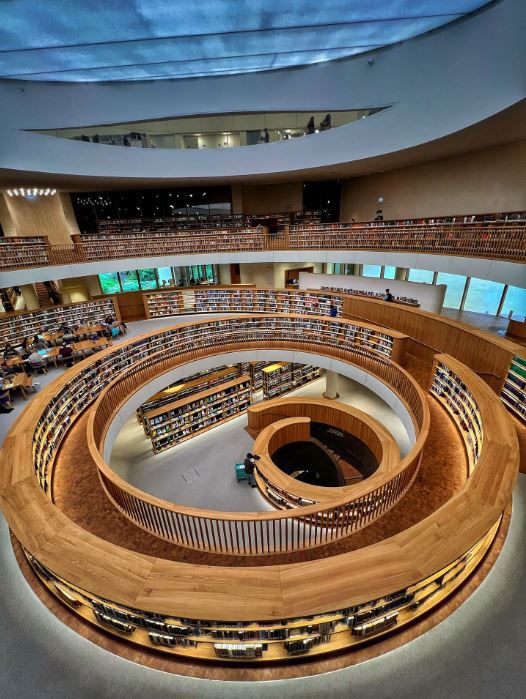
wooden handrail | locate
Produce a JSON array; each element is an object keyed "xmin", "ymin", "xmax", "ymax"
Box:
[
  {"xmin": 0, "ymin": 315, "xmax": 518, "ymax": 625},
  {"xmin": 1, "ymin": 221, "xmax": 525, "ymax": 271},
  {"xmin": 86, "ymin": 319, "xmax": 428, "ymax": 555}
]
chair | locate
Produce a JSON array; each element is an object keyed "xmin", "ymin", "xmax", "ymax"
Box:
[{"xmin": 29, "ymin": 361, "xmax": 48, "ymax": 375}]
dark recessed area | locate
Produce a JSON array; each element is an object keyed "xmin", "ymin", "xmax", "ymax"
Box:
[{"xmin": 272, "ymin": 422, "xmax": 379, "ymax": 487}]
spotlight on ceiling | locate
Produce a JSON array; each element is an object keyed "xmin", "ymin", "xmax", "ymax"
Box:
[{"xmin": 5, "ymin": 187, "xmax": 57, "ymax": 198}]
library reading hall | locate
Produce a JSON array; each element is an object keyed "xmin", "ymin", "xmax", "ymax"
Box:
[{"xmin": 0, "ymin": 1, "xmax": 525, "ymax": 697}]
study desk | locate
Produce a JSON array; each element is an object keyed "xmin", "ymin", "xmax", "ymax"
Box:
[
  {"xmin": 3, "ymin": 372, "xmax": 33, "ymax": 399},
  {"xmin": 73, "ymin": 338, "xmax": 112, "ymax": 357}
]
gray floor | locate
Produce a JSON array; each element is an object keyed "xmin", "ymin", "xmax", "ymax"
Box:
[
  {"xmin": 0, "ymin": 475, "xmax": 524, "ymax": 698},
  {"xmin": 110, "ymin": 376, "xmax": 410, "ymax": 512},
  {"xmin": 1, "ymin": 312, "xmax": 525, "ymax": 697}
]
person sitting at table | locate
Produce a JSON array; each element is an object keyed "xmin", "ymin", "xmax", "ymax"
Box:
[
  {"xmin": 59, "ymin": 342, "xmax": 75, "ymax": 368},
  {"xmin": 19, "ymin": 337, "xmax": 31, "ymax": 357},
  {"xmin": 3, "ymin": 342, "xmax": 19, "ymax": 360},
  {"xmin": 62, "ymin": 328, "xmax": 76, "ymax": 344},
  {"xmin": 27, "ymin": 350, "xmax": 48, "ymax": 374},
  {"xmin": 32, "ymin": 334, "xmax": 49, "ymax": 351},
  {"xmin": 59, "ymin": 323, "xmax": 71, "ymax": 334}
]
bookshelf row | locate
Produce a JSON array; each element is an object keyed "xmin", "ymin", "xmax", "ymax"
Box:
[
  {"xmin": 137, "ymin": 365, "xmax": 242, "ymax": 429},
  {"xmin": 320, "ymin": 285, "xmax": 419, "ymax": 307},
  {"xmin": 145, "ymin": 287, "xmax": 344, "ymax": 319},
  {"xmin": 0, "ymin": 236, "xmax": 50, "ymax": 268},
  {"xmin": 25, "ymin": 519, "xmax": 494, "ymax": 661},
  {"xmin": 78, "ymin": 227, "xmax": 265, "ymax": 259},
  {"xmin": 500, "ymin": 355, "xmax": 526, "ymax": 423},
  {"xmin": 288, "ymin": 223, "xmax": 526, "ymax": 261},
  {"xmin": 31, "ymin": 316, "xmax": 393, "ymax": 494},
  {"xmin": 430, "ymin": 361, "xmax": 483, "ymax": 473},
  {"xmin": 0, "ymin": 297, "xmax": 118, "ymax": 346},
  {"xmin": 262, "ymin": 362, "xmax": 322, "ymax": 400},
  {"xmin": 139, "ymin": 362, "xmax": 322, "ymax": 452},
  {"xmin": 144, "ymin": 375, "xmax": 252, "ymax": 453}
]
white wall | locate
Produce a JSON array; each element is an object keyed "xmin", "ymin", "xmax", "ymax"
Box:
[
  {"xmin": 0, "ymin": 0, "xmax": 524, "ymax": 180},
  {"xmin": 103, "ymin": 349, "xmax": 415, "ymax": 463},
  {"xmin": 3, "ymin": 250, "xmax": 522, "ymax": 292},
  {"xmin": 299, "ymin": 272, "xmax": 446, "ymax": 313}
]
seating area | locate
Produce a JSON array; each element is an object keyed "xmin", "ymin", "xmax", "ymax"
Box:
[{"xmin": 0, "ymin": 321, "xmax": 124, "ymax": 410}]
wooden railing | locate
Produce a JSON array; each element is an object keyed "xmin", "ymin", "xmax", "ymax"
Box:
[
  {"xmin": 0, "ymin": 308, "xmax": 518, "ymax": 641},
  {"xmin": 1, "ymin": 220, "xmax": 525, "ymax": 271},
  {"xmin": 87, "ymin": 319, "xmax": 429, "ymax": 555}
]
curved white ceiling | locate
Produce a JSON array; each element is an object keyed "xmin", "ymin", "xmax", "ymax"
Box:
[{"xmin": 0, "ymin": 0, "xmax": 490, "ymax": 82}]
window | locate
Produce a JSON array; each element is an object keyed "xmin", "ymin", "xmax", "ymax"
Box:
[
  {"xmin": 157, "ymin": 267, "xmax": 174, "ymax": 287},
  {"xmin": 98, "ymin": 273, "xmax": 121, "ymax": 295},
  {"xmin": 362, "ymin": 264, "xmax": 382, "ymax": 278},
  {"xmin": 383, "ymin": 266, "xmax": 396, "ymax": 279},
  {"xmin": 138, "ymin": 268, "xmax": 158, "ymax": 290},
  {"xmin": 205, "ymin": 264, "xmax": 216, "ymax": 282},
  {"xmin": 408, "ymin": 268, "xmax": 434, "ymax": 284},
  {"xmin": 464, "ymin": 278, "xmax": 505, "ymax": 315},
  {"xmin": 500, "ymin": 286, "xmax": 526, "ymax": 318},
  {"xmin": 436, "ymin": 272, "xmax": 467, "ymax": 310},
  {"xmin": 118, "ymin": 270, "xmax": 140, "ymax": 292}
]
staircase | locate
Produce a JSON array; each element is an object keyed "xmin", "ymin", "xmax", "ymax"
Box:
[
  {"xmin": 310, "ymin": 437, "xmax": 364, "ymax": 485},
  {"xmin": 34, "ymin": 282, "xmax": 54, "ymax": 308}
]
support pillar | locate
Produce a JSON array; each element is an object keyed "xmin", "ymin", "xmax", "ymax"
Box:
[{"xmin": 324, "ymin": 370, "xmax": 340, "ymax": 400}]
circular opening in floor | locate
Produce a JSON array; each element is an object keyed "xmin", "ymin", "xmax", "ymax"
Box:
[{"xmin": 271, "ymin": 421, "xmax": 379, "ymax": 487}]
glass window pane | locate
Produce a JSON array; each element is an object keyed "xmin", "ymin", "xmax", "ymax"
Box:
[
  {"xmin": 118, "ymin": 270, "xmax": 140, "ymax": 292},
  {"xmin": 157, "ymin": 267, "xmax": 173, "ymax": 287},
  {"xmin": 500, "ymin": 286, "xmax": 526, "ymax": 318},
  {"xmin": 362, "ymin": 264, "xmax": 382, "ymax": 278},
  {"xmin": 138, "ymin": 268, "xmax": 158, "ymax": 290},
  {"xmin": 98, "ymin": 272, "xmax": 121, "ymax": 295},
  {"xmin": 383, "ymin": 266, "xmax": 396, "ymax": 279},
  {"xmin": 205, "ymin": 264, "xmax": 214, "ymax": 282},
  {"xmin": 436, "ymin": 272, "xmax": 467, "ymax": 310},
  {"xmin": 408, "ymin": 268, "xmax": 434, "ymax": 284},
  {"xmin": 464, "ymin": 278, "xmax": 505, "ymax": 315}
]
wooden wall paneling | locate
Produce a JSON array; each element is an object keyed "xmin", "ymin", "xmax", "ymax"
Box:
[{"xmin": 117, "ymin": 291, "xmax": 147, "ymax": 321}]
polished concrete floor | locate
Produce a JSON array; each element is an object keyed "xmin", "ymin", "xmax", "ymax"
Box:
[
  {"xmin": 0, "ymin": 473, "xmax": 524, "ymax": 698},
  {"xmin": 1, "ymin": 312, "xmax": 525, "ymax": 697},
  {"xmin": 110, "ymin": 376, "xmax": 410, "ymax": 512}
]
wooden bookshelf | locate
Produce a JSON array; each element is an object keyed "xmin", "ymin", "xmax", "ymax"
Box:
[
  {"xmin": 261, "ymin": 362, "xmax": 322, "ymax": 400},
  {"xmin": 24, "ymin": 528, "xmax": 495, "ymax": 661},
  {"xmin": 144, "ymin": 374, "xmax": 251, "ymax": 453},
  {"xmin": 288, "ymin": 221, "xmax": 526, "ymax": 262},
  {"xmin": 430, "ymin": 359, "xmax": 483, "ymax": 474},
  {"xmin": 319, "ymin": 285, "xmax": 419, "ymax": 307},
  {"xmin": 500, "ymin": 356, "xmax": 526, "ymax": 423},
  {"xmin": 0, "ymin": 313, "xmax": 518, "ymax": 664},
  {"xmin": 0, "ymin": 236, "xmax": 50, "ymax": 268},
  {"xmin": 137, "ymin": 365, "xmax": 239, "ymax": 431},
  {"xmin": 0, "ymin": 297, "xmax": 119, "ymax": 347},
  {"xmin": 79, "ymin": 228, "xmax": 265, "ymax": 260},
  {"xmin": 144, "ymin": 288, "xmax": 344, "ymax": 320}
]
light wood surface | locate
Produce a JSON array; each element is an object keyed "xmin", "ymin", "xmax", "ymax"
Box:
[
  {"xmin": 507, "ymin": 318, "xmax": 526, "ymax": 340},
  {"xmin": 0, "ymin": 316, "xmax": 518, "ymax": 623},
  {"xmin": 249, "ymin": 398, "xmax": 400, "ymax": 503}
]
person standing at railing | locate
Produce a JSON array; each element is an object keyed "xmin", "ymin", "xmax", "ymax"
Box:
[
  {"xmin": 263, "ymin": 127, "xmax": 270, "ymax": 143},
  {"xmin": 306, "ymin": 116, "xmax": 315, "ymax": 135},
  {"xmin": 244, "ymin": 453, "xmax": 260, "ymax": 487}
]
